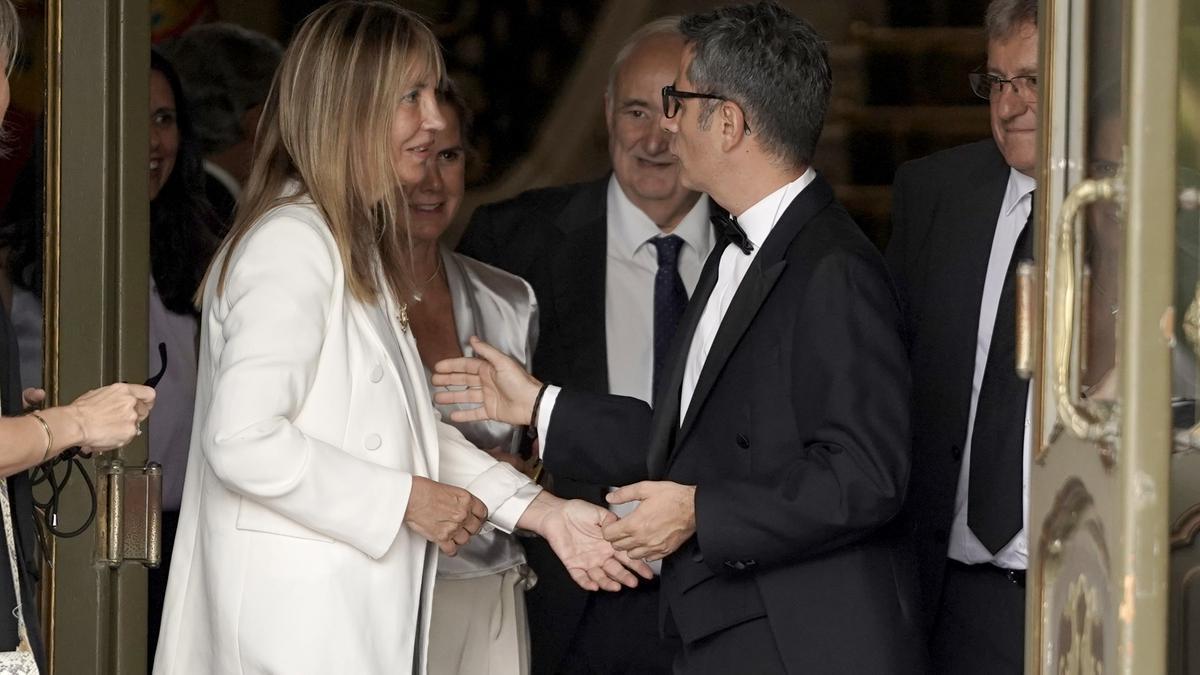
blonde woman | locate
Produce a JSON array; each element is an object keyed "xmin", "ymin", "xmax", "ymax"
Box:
[{"xmin": 152, "ymin": 3, "xmax": 649, "ymax": 674}]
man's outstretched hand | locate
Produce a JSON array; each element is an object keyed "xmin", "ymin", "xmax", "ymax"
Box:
[
  {"xmin": 433, "ymin": 336, "xmax": 543, "ymax": 426},
  {"xmin": 604, "ymin": 481, "xmax": 697, "ymax": 562},
  {"xmin": 518, "ymin": 492, "xmax": 654, "ymax": 591}
]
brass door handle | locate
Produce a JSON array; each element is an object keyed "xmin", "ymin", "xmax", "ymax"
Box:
[
  {"xmin": 96, "ymin": 460, "xmax": 162, "ymax": 569},
  {"xmin": 1015, "ymin": 260, "xmax": 1036, "ymax": 379},
  {"xmin": 1052, "ymin": 178, "xmax": 1120, "ymax": 448}
]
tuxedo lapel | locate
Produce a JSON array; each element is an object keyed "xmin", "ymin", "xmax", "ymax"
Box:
[
  {"xmin": 671, "ymin": 177, "xmax": 834, "ymax": 453},
  {"xmin": 547, "ymin": 179, "xmax": 609, "ymax": 393}
]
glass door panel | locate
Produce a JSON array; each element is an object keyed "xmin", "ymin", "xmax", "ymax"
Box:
[{"xmin": 1030, "ymin": 0, "xmax": 1176, "ymax": 672}]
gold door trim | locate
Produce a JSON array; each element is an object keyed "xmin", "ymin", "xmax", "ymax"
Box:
[
  {"xmin": 1111, "ymin": 0, "xmax": 1177, "ymax": 669},
  {"xmin": 39, "ymin": 0, "xmax": 62, "ymax": 668},
  {"xmin": 42, "ymin": 1, "xmax": 151, "ymax": 672}
]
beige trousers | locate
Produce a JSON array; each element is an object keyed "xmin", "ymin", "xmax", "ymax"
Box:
[{"xmin": 427, "ymin": 566, "xmax": 531, "ymax": 675}]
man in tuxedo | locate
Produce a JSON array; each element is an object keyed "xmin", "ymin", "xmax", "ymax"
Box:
[
  {"xmin": 885, "ymin": 0, "xmax": 1039, "ymax": 672},
  {"xmin": 441, "ymin": 3, "xmax": 922, "ymax": 672},
  {"xmin": 458, "ymin": 18, "xmax": 710, "ymax": 674}
]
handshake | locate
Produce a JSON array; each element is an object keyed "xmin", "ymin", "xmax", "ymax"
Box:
[
  {"xmin": 410, "ymin": 336, "xmax": 701, "ymax": 593},
  {"xmin": 405, "ymin": 477, "xmax": 693, "ymax": 592}
]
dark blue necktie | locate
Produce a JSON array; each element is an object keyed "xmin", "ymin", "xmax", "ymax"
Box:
[{"xmin": 651, "ymin": 235, "xmax": 688, "ymax": 401}]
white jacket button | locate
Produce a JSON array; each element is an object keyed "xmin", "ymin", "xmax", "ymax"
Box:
[
  {"xmin": 364, "ymin": 434, "xmax": 382, "ymax": 450},
  {"xmin": 369, "ymin": 365, "xmax": 384, "ymax": 383}
]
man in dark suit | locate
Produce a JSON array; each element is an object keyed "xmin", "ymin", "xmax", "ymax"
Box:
[
  {"xmin": 459, "ymin": 18, "xmax": 709, "ymax": 675},
  {"xmin": 164, "ymin": 23, "xmax": 282, "ymax": 232},
  {"xmin": 885, "ymin": 1, "xmax": 1039, "ymax": 672},
  {"xmin": 440, "ymin": 3, "xmax": 922, "ymax": 672}
]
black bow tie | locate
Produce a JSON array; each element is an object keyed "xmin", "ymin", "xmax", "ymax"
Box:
[{"xmin": 711, "ymin": 210, "xmax": 754, "ymax": 254}]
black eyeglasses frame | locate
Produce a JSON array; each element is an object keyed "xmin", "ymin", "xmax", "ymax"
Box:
[
  {"xmin": 968, "ymin": 68, "xmax": 1039, "ymax": 102},
  {"xmin": 661, "ymin": 84, "xmax": 752, "ymax": 134}
]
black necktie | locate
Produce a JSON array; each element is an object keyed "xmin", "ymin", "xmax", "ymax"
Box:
[
  {"xmin": 650, "ymin": 235, "xmax": 688, "ymax": 401},
  {"xmin": 711, "ymin": 210, "xmax": 753, "ymax": 254},
  {"xmin": 968, "ymin": 193, "xmax": 1034, "ymax": 554}
]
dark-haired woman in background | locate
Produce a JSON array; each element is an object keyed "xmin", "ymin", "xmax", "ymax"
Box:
[
  {"xmin": 145, "ymin": 48, "xmax": 222, "ymax": 662},
  {"xmin": 413, "ymin": 83, "xmax": 539, "ymax": 675}
]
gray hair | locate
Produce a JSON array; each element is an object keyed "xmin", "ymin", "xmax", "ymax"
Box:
[
  {"xmin": 0, "ymin": 0, "xmax": 18, "ymax": 75},
  {"xmin": 162, "ymin": 22, "xmax": 283, "ymax": 155},
  {"xmin": 680, "ymin": 1, "xmax": 831, "ymax": 168},
  {"xmin": 984, "ymin": 0, "xmax": 1038, "ymax": 41},
  {"xmin": 606, "ymin": 16, "xmax": 682, "ymax": 99}
]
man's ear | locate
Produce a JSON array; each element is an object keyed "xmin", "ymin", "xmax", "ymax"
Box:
[{"xmin": 718, "ymin": 101, "xmax": 748, "ymax": 152}]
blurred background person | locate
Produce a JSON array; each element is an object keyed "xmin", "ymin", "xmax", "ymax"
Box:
[
  {"xmin": 411, "ymin": 81, "xmax": 539, "ymax": 675},
  {"xmin": 145, "ymin": 47, "xmax": 223, "ymax": 666},
  {"xmin": 161, "ymin": 22, "xmax": 282, "ymax": 231},
  {"xmin": 457, "ymin": 18, "xmax": 704, "ymax": 673}
]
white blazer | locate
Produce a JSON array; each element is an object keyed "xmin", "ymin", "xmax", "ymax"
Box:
[{"xmin": 153, "ymin": 197, "xmax": 540, "ymax": 675}]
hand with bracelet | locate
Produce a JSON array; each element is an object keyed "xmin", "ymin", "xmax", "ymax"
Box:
[{"xmin": 0, "ymin": 383, "xmax": 156, "ymax": 478}]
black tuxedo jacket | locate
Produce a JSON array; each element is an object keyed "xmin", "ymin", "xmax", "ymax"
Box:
[
  {"xmin": 460, "ymin": 177, "xmax": 633, "ymax": 673},
  {"xmin": 885, "ymin": 138, "xmax": 1017, "ymax": 631},
  {"xmin": 541, "ymin": 174, "xmax": 925, "ymax": 673}
]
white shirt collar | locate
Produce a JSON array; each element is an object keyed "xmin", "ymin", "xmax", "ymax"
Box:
[
  {"xmin": 1002, "ymin": 167, "xmax": 1036, "ymax": 217},
  {"xmin": 607, "ymin": 174, "xmax": 712, "ymax": 261},
  {"xmin": 204, "ymin": 159, "xmax": 242, "ymax": 199},
  {"xmin": 733, "ymin": 167, "xmax": 817, "ymax": 251}
]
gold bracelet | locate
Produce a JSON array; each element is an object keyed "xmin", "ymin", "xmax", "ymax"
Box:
[
  {"xmin": 529, "ymin": 458, "xmax": 545, "ymax": 485},
  {"xmin": 27, "ymin": 411, "xmax": 53, "ymax": 464}
]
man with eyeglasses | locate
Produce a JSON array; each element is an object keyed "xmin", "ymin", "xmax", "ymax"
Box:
[
  {"xmin": 443, "ymin": 3, "xmax": 922, "ymax": 672},
  {"xmin": 458, "ymin": 17, "xmax": 707, "ymax": 675},
  {"xmin": 885, "ymin": 0, "xmax": 1039, "ymax": 672}
]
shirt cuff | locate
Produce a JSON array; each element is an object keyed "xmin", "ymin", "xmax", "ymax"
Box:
[
  {"xmin": 467, "ymin": 461, "xmax": 543, "ymax": 533},
  {"xmin": 536, "ymin": 385, "xmax": 562, "ymax": 459},
  {"xmin": 490, "ymin": 482, "xmax": 544, "ymax": 534}
]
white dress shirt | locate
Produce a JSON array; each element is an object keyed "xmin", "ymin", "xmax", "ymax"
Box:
[
  {"xmin": 947, "ymin": 168, "xmax": 1036, "ymax": 569},
  {"xmin": 148, "ymin": 280, "xmax": 200, "ymax": 512},
  {"xmin": 680, "ymin": 168, "xmax": 816, "ymax": 420},
  {"xmin": 203, "ymin": 159, "xmax": 241, "ymax": 199},
  {"xmin": 605, "ymin": 175, "xmax": 714, "ymax": 401}
]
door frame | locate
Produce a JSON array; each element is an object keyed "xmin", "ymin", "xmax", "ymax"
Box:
[{"xmin": 42, "ymin": 1, "xmax": 150, "ymax": 672}]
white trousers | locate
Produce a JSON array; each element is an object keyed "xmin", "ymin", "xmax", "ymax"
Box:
[{"xmin": 427, "ymin": 566, "xmax": 532, "ymax": 675}]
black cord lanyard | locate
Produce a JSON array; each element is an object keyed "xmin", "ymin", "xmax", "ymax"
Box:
[{"xmin": 29, "ymin": 342, "xmax": 168, "ymax": 549}]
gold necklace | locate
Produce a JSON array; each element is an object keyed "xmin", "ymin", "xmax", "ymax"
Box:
[{"xmin": 412, "ymin": 254, "xmax": 444, "ymax": 303}]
